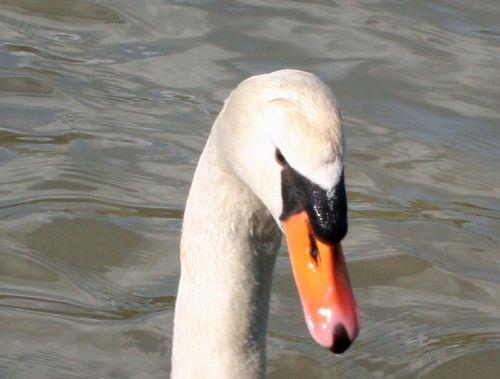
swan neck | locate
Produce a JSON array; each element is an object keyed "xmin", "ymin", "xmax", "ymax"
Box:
[{"xmin": 172, "ymin": 134, "xmax": 281, "ymax": 378}]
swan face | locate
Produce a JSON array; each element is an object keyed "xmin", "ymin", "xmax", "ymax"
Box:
[
  {"xmin": 216, "ymin": 70, "xmax": 344, "ymax": 219},
  {"xmin": 215, "ymin": 70, "xmax": 360, "ymax": 353}
]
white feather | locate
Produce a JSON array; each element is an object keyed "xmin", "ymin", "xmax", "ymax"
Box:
[{"xmin": 171, "ymin": 70, "xmax": 345, "ymax": 378}]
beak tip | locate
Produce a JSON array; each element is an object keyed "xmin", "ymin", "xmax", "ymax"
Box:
[
  {"xmin": 309, "ymin": 318, "xmax": 360, "ymax": 354},
  {"xmin": 329, "ymin": 323, "xmax": 353, "ymax": 354}
]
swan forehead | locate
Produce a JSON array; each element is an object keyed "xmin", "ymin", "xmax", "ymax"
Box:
[
  {"xmin": 260, "ymin": 94, "xmax": 344, "ymax": 190},
  {"xmin": 230, "ymin": 69, "xmax": 345, "ymax": 190},
  {"xmin": 301, "ymin": 157, "xmax": 344, "ymax": 191}
]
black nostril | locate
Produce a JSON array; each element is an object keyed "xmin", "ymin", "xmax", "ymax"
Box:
[
  {"xmin": 330, "ymin": 323, "xmax": 352, "ymax": 354},
  {"xmin": 308, "ymin": 230, "xmax": 319, "ymax": 263}
]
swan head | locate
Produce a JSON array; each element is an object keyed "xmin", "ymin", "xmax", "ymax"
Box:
[{"xmin": 214, "ymin": 70, "xmax": 360, "ymax": 353}]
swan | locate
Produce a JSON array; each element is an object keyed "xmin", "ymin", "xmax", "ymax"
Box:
[{"xmin": 171, "ymin": 69, "xmax": 360, "ymax": 378}]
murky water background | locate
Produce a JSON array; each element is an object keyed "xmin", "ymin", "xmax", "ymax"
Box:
[{"xmin": 0, "ymin": 0, "xmax": 499, "ymax": 378}]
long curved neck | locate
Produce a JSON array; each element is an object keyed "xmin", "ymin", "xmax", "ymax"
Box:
[{"xmin": 171, "ymin": 133, "xmax": 281, "ymax": 379}]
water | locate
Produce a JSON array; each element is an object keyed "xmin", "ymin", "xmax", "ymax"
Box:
[{"xmin": 0, "ymin": 0, "xmax": 499, "ymax": 377}]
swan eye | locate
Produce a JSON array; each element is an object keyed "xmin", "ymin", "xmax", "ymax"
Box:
[{"xmin": 275, "ymin": 149, "xmax": 287, "ymax": 166}]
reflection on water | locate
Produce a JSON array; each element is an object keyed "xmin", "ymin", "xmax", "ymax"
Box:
[{"xmin": 0, "ymin": 0, "xmax": 499, "ymax": 377}]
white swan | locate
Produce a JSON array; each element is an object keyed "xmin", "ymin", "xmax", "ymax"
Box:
[{"xmin": 171, "ymin": 70, "xmax": 360, "ymax": 378}]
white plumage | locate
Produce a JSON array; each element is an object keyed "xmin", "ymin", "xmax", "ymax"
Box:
[{"xmin": 172, "ymin": 70, "xmax": 346, "ymax": 378}]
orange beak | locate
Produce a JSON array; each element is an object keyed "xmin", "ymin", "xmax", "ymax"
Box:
[{"xmin": 283, "ymin": 211, "xmax": 360, "ymax": 353}]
